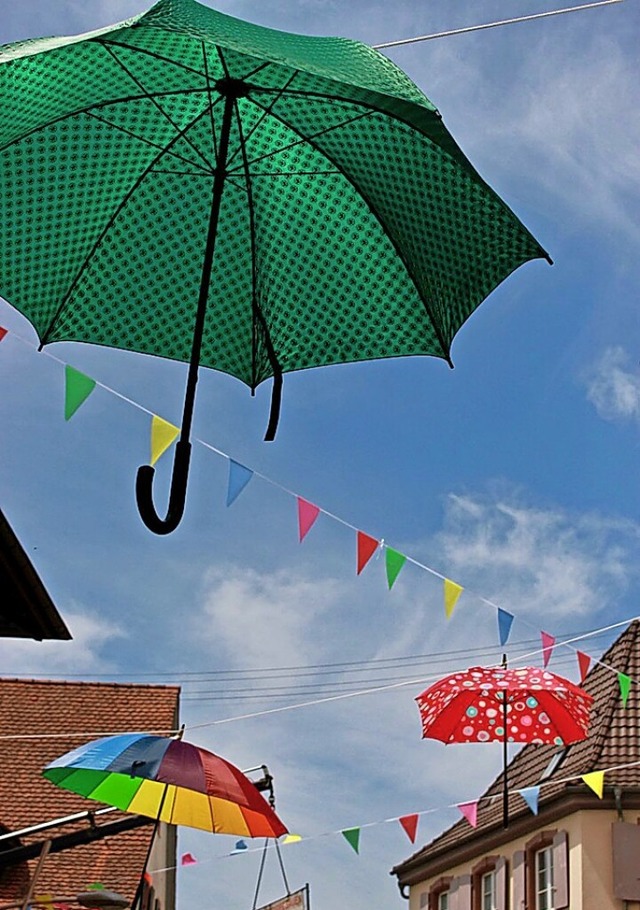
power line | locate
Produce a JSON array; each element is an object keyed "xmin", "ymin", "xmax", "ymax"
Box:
[{"xmin": 373, "ymin": 0, "xmax": 625, "ymax": 49}]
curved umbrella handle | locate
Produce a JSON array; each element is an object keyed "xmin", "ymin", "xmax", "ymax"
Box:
[{"xmin": 135, "ymin": 439, "xmax": 191, "ymax": 535}]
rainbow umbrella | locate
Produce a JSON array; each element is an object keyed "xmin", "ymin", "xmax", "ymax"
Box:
[{"xmin": 43, "ymin": 733, "xmax": 288, "ymax": 838}]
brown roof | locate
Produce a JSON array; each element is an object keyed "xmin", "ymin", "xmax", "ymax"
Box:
[
  {"xmin": 393, "ymin": 620, "xmax": 640, "ymax": 881},
  {"xmin": 0, "ymin": 509, "xmax": 71, "ymax": 640},
  {"xmin": 0, "ymin": 679, "xmax": 180, "ymax": 902}
]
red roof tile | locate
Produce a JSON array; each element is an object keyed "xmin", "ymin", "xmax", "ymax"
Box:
[{"xmin": 0, "ymin": 679, "xmax": 180, "ymax": 902}]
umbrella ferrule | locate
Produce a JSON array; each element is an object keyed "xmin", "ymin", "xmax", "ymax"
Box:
[{"xmin": 214, "ymin": 77, "xmax": 250, "ymax": 98}]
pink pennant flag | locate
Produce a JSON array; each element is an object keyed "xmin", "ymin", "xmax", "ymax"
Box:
[
  {"xmin": 0, "ymin": 327, "xmax": 7, "ymax": 342},
  {"xmin": 577, "ymin": 651, "xmax": 591, "ymax": 683},
  {"xmin": 541, "ymin": 631, "xmax": 556, "ymax": 668},
  {"xmin": 356, "ymin": 531, "xmax": 379, "ymax": 575},
  {"xmin": 398, "ymin": 814, "xmax": 419, "ymax": 843},
  {"xmin": 457, "ymin": 801, "xmax": 479, "ymax": 827},
  {"xmin": 181, "ymin": 853, "xmax": 197, "ymax": 866},
  {"xmin": 297, "ymin": 497, "xmax": 320, "ymax": 542}
]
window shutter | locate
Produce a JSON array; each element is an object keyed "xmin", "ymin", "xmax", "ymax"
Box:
[
  {"xmin": 453, "ymin": 874, "xmax": 471, "ymax": 910},
  {"xmin": 494, "ymin": 857, "xmax": 507, "ymax": 910},
  {"xmin": 552, "ymin": 831, "xmax": 569, "ymax": 909},
  {"xmin": 419, "ymin": 891, "xmax": 428, "ymax": 909},
  {"xmin": 512, "ymin": 850, "xmax": 526, "ymax": 910}
]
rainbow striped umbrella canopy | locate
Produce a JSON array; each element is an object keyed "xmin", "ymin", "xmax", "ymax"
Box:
[{"xmin": 43, "ymin": 733, "xmax": 288, "ymax": 838}]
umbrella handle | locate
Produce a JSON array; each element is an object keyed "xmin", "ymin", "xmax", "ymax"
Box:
[{"xmin": 135, "ymin": 439, "xmax": 191, "ymax": 534}]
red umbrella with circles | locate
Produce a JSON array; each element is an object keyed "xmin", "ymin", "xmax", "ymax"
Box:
[{"xmin": 415, "ymin": 664, "xmax": 593, "ymax": 827}]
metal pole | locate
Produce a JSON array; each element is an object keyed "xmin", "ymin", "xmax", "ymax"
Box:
[
  {"xmin": 502, "ymin": 694, "xmax": 509, "ymax": 829},
  {"xmin": 19, "ymin": 840, "xmax": 51, "ymax": 910}
]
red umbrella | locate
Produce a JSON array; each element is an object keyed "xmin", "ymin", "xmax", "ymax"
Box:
[{"xmin": 416, "ymin": 665, "xmax": 593, "ymax": 826}]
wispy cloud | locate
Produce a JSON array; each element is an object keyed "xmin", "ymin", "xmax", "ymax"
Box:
[
  {"xmin": 0, "ymin": 608, "xmax": 125, "ymax": 675},
  {"xmin": 434, "ymin": 490, "xmax": 638, "ymax": 621},
  {"xmin": 584, "ymin": 345, "xmax": 640, "ymax": 423}
]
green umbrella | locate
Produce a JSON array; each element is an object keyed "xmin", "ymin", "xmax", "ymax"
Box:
[{"xmin": 0, "ymin": 0, "xmax": 550, "ymax": 534}]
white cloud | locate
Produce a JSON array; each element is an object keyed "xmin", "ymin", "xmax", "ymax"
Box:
[
  {"xmin": 434, "ymin": 491, "xmax": 638, "ymax": 621},
  {"xmin": 0, "ymin": 608, "xmax": 125, "ymax": 675},
  {"xmin": 584, "ymin": 345, "xmax": 640, "ymax": 422},
  {"xmin": 196, "ymin": 565, "xmax": 343, "ymax": 667}
]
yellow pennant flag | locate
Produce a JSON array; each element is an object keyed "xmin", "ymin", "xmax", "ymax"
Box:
[
  {"xmin": 282, "ymin": 834, "xmax": 302, "ymax": 844},
  {"xmin": 150, "ymin": 416, "xmax": 180, "ymax": 466},
  {"xmin": 582, "ymin": 771, "xmax": 604, "ymax": 798},
  {"xmin": 444, "ymin": 579, "xmax": 464, "ymax": 619}
]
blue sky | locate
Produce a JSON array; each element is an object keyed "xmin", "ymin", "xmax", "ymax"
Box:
[{"xmin": 1, "ymin": 1, "xmax": 639, "ymax": 909}]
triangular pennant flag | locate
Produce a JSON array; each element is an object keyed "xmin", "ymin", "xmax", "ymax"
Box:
[
  {"xmin": 444, "ymin": 579, "xmax": 463, "ymax": 619},
  {"xmin": 34, "ymin": 896, "xmax": 54, "ymax": 909},
  {"xmin": 519, "ymin": 786, "xmax": 540, "ymax": 815},
  {"xmin": 342, "ymin": 828, "xmax": 360, "ymax": 854},
  {"xmin": 233, "ymin": 840, "xmax": 248, "ymax": 851},
  {"xmin": 497, "ymin": 608, "xmax": 514, "ymax": 646},
  {"xmin": 150, "ymin": 415, "xmax": 179, "ymax": 466},
  {"xmin": 282, "ymin": 834, "xmax": 302, "ymax": 844},
  {"xmin": 457, "ymin": 801, "xmax": 478, "ymax": 827},
  {"xmin": 64, "ymin": 365, "xmax": 96, "ymax": 420},
  {"xmin": 87, "ymin": 885, "xmax": 105, "ymax": 892},
  {"xmin": 181, "ymin": 853, "xmax": 197, "ymax": 866},
  {"xmin": 399, "ymin": 814, "xmax": 419, "ymax": 843},
  {"xmin": 0, "ymin": 326, "xmax": 7, "ymax": 342},
  {"xmin": 541, "ymin": 631, "xmax": 556, "ymax": 668},
  {"xmin": 582, "ymin": 771, "xmax": 604, "ymax": 798},
  {"xmin": 618, "ymin": 673, "xmax": 631, "ymax": 707},
  {"xmin": 297, "ymin": 497, "xmax": 320, "ymax": 542},
  {"xmin": 577, "ymin": 651, "xmax": 591, "ymax": 683},
  {"xmin": 385, "ymin": 548, "xmax": 407, "ymax": 590},
  {"xmin": 143, "ymin": 874, "xmax": 153, "ymax": 886},
  {"xmin": 356, "ymin": 531, "xmax": 379, "ymax": 575},
  {"xmin": 226, "ymin": 460, "xmax": 254, "ymax": 506}
]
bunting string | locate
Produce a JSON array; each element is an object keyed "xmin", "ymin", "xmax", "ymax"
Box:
[
  {"xmin": 1, "ymin": 328, "xmax": 638, "ymax": 696},
  {"xmin": 145, "ymin": 757, "xmax": 640, "ymax": 875}
]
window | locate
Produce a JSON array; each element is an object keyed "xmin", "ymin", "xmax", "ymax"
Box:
[
  {"xmin": 535, "ymin": 846, "xmax": 554, "ymax": 910},
  {"xmin": 429, "ymin": 876, "xmax": 452, "ymax": 910},
  {"xmin": 481, "ymin": 870, "xmax": 496, "ymax": 910},
  {"xmin": 514, "ymin": 830, "xmax": 568, "ymax": 910},
  {"xmin": 472, "ymin": 856, "xmax": 506, "ymax": 910}
]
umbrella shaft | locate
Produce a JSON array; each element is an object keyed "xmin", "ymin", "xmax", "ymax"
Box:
[{"xmin": 180, "ymin": 89, "xmax": 236, "ymax": 443}]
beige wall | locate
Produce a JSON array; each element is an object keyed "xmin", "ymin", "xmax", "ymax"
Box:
[{"xmin": 408, "ymin": 809, "xmax": 640, "ymax": 910}]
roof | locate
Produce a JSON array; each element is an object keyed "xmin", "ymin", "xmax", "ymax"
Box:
[
  {"xmin": 0, "ymin": 509, "xmax": 71, "ymax": 640},
  {"xmin": 392, "ymin": 620, "xmax": 640, "ymax": 882},
  {"xmin": 0, "ymin": 678, "xmax": 180, "ymax": 901}
]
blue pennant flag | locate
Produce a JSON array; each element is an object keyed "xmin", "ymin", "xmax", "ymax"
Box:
[
  {"xmin": 519, "ymin": 786, "xmax": 540, "ymax": 815},
  {"xmin": 497, "ymin": 608, "xmax": 514, "ymax": 646},
  {"xmin": 227, "ymin": 460, "xmax": 254, "ymax": 506}
]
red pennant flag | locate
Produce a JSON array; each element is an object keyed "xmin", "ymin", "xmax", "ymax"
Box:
[
  {"xmin": 356, "ymin": 531, "xmax": 379, "ymax": 574},
  {"xmin": 0, "ymin": 327, "xmax": 7, "ymax": 342},
  {"xmin": 297, "ymin": 497, "xmax": 320, "ymax": 542},
  {"xmin": 457, "ymin": 801, "xmax": 479, "ymax": 827},
  {"xmin": 577, "ymin": 651, "xmax": 591, "ymax": 683},
  {"xmin": 541, "ymin": 631, "xmax": 556, "ymax": 668},
  {"xmin": 181, "ymin": 853, "xmax": 198, "ymax": 866},
  {"xmin": 399, "ymin": 814, "xmax": 419, "ymax": 843},
  {"xmin": 143, "ymin": 873, "xmax": 153, "ymax": 886}
]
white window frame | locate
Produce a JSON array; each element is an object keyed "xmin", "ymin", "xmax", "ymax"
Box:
[
  {"xmin": 535, "ymin": 845, "xmax": 555, "ymax": 910},
  {"xmin": 481, "ymin": 869, "xmax": 497, "ymax": 910},
  {"xmin": 437, "ymin": 891, "xmax": 449, "ymax": 910}
]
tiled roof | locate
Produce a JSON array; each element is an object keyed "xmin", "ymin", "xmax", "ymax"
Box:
[
  {"xmin": 0, "ymin": 679, "xmax": 180, "ymax": 902},
  {"xmin": 392, "ymin": 620, "xmax": 640, "ymax": 877}
]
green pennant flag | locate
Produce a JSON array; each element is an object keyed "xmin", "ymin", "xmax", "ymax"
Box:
[
  {"xmin": 65, "ymin": 365, "xmax": 96, "ymax": 420},
  {"xmin": 618, "ymin": 673, "xmax": 631, "ymax": 707},
  {"xmin": 385, "ymin": 547, "xmax": 407, "ymax": 590},
  {"xmin": 342, "ymin": 828, "xmax": 360, "ymax": 854}
]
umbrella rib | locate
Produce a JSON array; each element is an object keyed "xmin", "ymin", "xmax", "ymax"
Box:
[
  {"xmin": 247, "ymin": 94, "xmax": 452, "ymax": 362},
  {"xmin": 97, "ymin": 40, "xmax": 215, "ymax": 173},
  {"xmin": 227, "ymin": 57, "xmax": 285, "ymax": 428},
  {"xmin": 83, "ymin": 109, "xmax": 212, "ymax": 175},
  {"xmin": 40, "ymin": 106, "xmax": 213, "ymax": 345}
]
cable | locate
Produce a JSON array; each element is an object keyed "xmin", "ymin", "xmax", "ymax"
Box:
[{"xmin": 373, "ymin": 0, "xmax": 625, "ymax": 49}]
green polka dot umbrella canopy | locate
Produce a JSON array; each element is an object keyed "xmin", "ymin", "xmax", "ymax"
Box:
[{"xmin": 0, "ymin": 0, "xmax": 550, "ymax": 532}]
